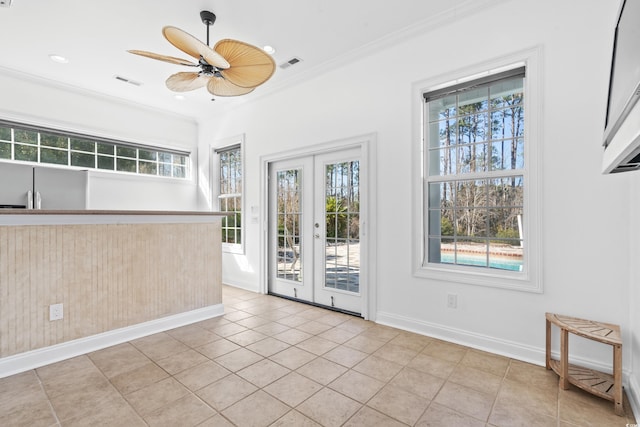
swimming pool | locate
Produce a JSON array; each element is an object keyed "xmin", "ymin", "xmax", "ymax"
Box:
[{"xmin": 439, "ymin": 252, "xmax": 522, "ymax": 271}]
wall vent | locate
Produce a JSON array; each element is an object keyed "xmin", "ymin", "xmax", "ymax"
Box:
[
  {"xmin": 0, "ymin": 0, "xmax": 13, "ymax": 8},
  {"xmin": 280, "ymin": 57, "xmax": 303, "ymax": 69},
  {"xmin": 114, "ymin": 75, "xmax": 142, "ymax": 86}
]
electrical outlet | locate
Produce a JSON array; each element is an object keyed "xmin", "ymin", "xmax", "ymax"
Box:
[
  {"xmin": 447, "ymin": 294, "xmax": 458, "ymax": 309},
  {"xmin": 50, "ymin": 303, "xmax": 63, "ymax": 321}
]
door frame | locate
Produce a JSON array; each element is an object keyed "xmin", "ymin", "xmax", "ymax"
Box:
[{"xmin": 259, "ymin": 134, "xmax": 377, "ymax": 320}]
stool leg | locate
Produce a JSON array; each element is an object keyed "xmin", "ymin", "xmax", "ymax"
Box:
[
  {"xmin": 560, "ymin": 328, "xmax": 570, "ymax": 389},
  {"xmin": 546, "ymin": 319, "xmax": 551, "ymax": 370},
  {"xmin": 614, "ymin": 344, "xmax": 623, "ymax": 416}
]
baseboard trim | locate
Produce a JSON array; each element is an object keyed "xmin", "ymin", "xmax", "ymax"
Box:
[{"xmin": 0, "ymin": 304, "xmax": 224, "ymax": 379}]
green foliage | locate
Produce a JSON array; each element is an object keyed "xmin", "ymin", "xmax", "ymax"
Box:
[
  {"xmin": 441, "ymin": 216, "xmax": 454, "ymax": 236},
  {"xmin": 496, "ymin": 227, "xmax": 519, "ymax": 240}
]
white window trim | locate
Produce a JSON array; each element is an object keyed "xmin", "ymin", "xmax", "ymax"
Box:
[
  {"xmin": 211, "ymin": 134, "xmax": 245, "ymax": 255},
  {"xmin": 412, "ymin": 47, "xmax": 543, "ymax": 293}
]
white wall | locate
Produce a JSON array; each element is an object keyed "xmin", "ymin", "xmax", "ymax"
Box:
[
  {"xmin": 0, "ymin": 69, "xmax": 200, "ymax": 211},
  {"xmin": 630, "ymin": 175, "xmax": 640, "ymax": 414},
  {"xmin": 198, "ymin": 0, "xmax": 634, "ymax": 383}
]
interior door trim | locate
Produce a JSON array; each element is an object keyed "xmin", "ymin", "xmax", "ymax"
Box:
[{"xmin": 259, "ymin": 133, "xmax": 377, "ymax": 321}]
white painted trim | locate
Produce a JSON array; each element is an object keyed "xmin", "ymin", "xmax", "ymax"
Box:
[
  {"xmin": 259, "ymin": 133, "xmax": 377, "ymax": 320},
  {"xmin": 0, "ymin": 304, "xmax": 224, "ymax": 379},
  {"xmin": 629, "ymin": 375, "xmax": 640, "ymax": 420},
  {"xmin": 377, "ymin": 310, "xmax": 634, "ymax": 387}
]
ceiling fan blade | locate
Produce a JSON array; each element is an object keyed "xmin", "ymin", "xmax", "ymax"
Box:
[
  {"xmin": 127, "ymin": 50, "xmax": 197, "ymax": 67},
  {"xmin": 163, "ymin": 26, "xmax": 230, "ymax": 69},
  {"xmin": 207, "ymin": 76, "xmax": 255, "ymax": 97},
  {"xmin": 214, "ymin": 39, "xmax": 276, "ymax": 88},
  {"xmin": 166, "ymin": 72, "xmax": 210, "ymax": 92}
]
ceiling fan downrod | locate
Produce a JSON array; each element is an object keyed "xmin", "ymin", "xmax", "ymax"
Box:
[{"xmin": 200, "ymin": 10, "xmax": 216, "ymax": 46}]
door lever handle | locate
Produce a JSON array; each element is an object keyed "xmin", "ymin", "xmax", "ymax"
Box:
[{"xmin": 315, "ymin": 233, "xmax": 320, "ymax": 238}]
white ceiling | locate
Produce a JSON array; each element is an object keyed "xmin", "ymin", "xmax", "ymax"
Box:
[{"xmin": 0, "ymin": 0, "xmax": 501, "ymax": 121}]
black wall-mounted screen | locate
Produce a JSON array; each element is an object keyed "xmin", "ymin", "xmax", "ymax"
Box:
[{"xmin": 604, "ymin": 0, "xmax": 640, "ymax": 148}]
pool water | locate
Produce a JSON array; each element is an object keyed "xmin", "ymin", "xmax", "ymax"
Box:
[{"xmin": 439, "ymin": 253, "xmax": 522, "ymax": 271}]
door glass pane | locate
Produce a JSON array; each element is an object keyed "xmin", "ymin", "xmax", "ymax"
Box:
[
  {"xmin": 324, "ymin": 160, "xmax": 360, "ymax": 293},
  {"xmin": 276, "ymin": 169, "xmax": 302, "ymax": 282}
]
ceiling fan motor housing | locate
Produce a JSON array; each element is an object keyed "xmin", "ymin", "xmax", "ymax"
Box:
[{"xmin": 200, "ymin": 11, "xmax": 216, "ymax": 26}]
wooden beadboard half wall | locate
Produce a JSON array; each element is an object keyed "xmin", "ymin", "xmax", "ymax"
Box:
[{"xmin": 0, "ymin": 218, "xmax": 222, "ymax": 362}]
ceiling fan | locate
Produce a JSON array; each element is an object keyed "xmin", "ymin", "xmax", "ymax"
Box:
[{"xmin": 128, "ymin": 11, "xmax": 275, "ymax": 97}]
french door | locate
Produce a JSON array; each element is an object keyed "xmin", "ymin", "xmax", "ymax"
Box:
[{"xmin": 268, "ymin": 147, "xmax": 362, "ymax": 314}]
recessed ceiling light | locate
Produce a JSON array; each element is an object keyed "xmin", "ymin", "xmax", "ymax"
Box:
[
  {"xmin": 263, "ymin": 45, "xmax": 276, "ymax": 55},
  {"xmin": 48, "ymin": 54, "xmax": 69, "ymax": 64},
  {"xmin": 174, "ymin": 95, "xmax": 185, "ymax": 101}
]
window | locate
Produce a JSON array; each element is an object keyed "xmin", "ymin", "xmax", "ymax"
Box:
[
  {"xmin": 214, "ymin": 140, "xmax": 243, "ymax": 252},
  {"xmin": 0, "ymin": 121, "xmax": 190, "ymax": 178},
  {"xmin": 417, "ymin": 60, "xmax": 541, "ymax": 292}
]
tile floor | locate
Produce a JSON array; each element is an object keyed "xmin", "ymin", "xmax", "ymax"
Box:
[{"xmin": 1, "ymin": 285, "xmax": 636, "ymax": 426}]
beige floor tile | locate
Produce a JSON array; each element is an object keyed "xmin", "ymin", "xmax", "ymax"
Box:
[
  {"xmin": 323, "ymin": 345, "xmax": 369, "ymax": 368},
  {"xmin": 506, "ymin": 359, "xmax": 559, "ymax": 391},
  {"xmin": 222, "ymin": 310, "xmax": 254, "ymax": 322},
  {"xmin": 131, "ymin": 333, "xmax": 190, "ymax": 361},
  {"xmin": 197, "ymin": 374, "xmax": 258, "ymax": 411},
  {"xmin": 328, "ymin": 369, "xmax": 386, "ymax": 403},
  {"xmin": 40, "ymin": 366, "xmax": 110, "ymax": 400},
  {"xmin": 253, "ymin": 321, "xmax": 291, "ymax": 336},
  {"xmin": 489, "ymin": 397, "xmax": 558, "ymax": 427},
  {"xmin": 368, "ymin": 383, "xmax": 430, "ymax": 425},
  {"xmin": 298, "ymin": 307, "xmax": 331, "ymax": 321},
  {"xmin": 174, "ymin": 360, "xmax": 231, "ymax": 391},
  {"xmin": 246, "ymin": 336, "xmax": 291, "ymax": 357},
  {"xmin": 297, "ymin": 387, "xmax": 362, "ymax": 427},
  {"xmin": 111, "ymin": 362, "xmax": 169, "ymax": 395},
  {"xmin": 408, "ymin": 353, "xmax": 457, "ymax": 379},
  {"xmin": 0, "ymin": 370, "xmax": 48, "ymax": 410},
  {"xmin": 264, "ymin": 372, "xmax": 323, "ymax": 407},
  {"xmin": 196, "ymin": 413, "xmax": 235, "ymax": 427},
  {"xmin": 273, "ymin": 328, "xmax": 314, "ymax": 345},
  {"xmin": 269, "ymin": 346, "xmax": 317, "ymax": 370},
  {"xmin": 297, "ymin": 357, "xmax": 348, "ymax": 385},
  {"xmin": 155, "ymin": 348, "xmax": 210, "ymax": 375},
  {"xmin": 337, "ymin": 317, "xmax": 374, "ymax": 334},
  {"xmin": 222, "ymin": 390, "xmax": 290, "ymax": 427},
  {"xmin": 296, "ymin": 320, "xmax": 334, "ymax": 335},
  {"xmin": 276, "ymin": 315, "xmax": 311, "ymax": 328},
  {"xmin": 226, "ymin": 329, "xmax": 268, "ymax": 346},
  {"xmin": 237, "ymin": 358, "xmax": 290, "ymax": 388},
  {"xmin": 196, "ymin": 338, "xmax": 241, "ymax": 359},
  {"xmin": 62, "ymin": 394, "xmax": 146, "ymax": 427},
  {"xmin": 48, "ymin": 378, "xmax": 121, "ymax": 422},
  {"xmin": 373, "ymin": 343, "xmax": 420, "ymax": 365},
  {"xmin": 166, "ymin": 325, "xmax": 221, "ymax": 348},
  {"xmin": 388, "ymin": 332, "xmax": 432, "ymax": 352},
  {"xmin": 271, "ymin": 410, "xmax": 322, "ymax": 426},
  {"xmin": 421, "ymin": 339, "xmax": 469, "ymax": 363},
  {"xmin": 88, "ymin": 342, "xmax": 151, "ymax": 378},
  {"xmin": 353, "ymin": 355, "xmax": 403, "ymax": 382},
  {"xmin": 389, "ymin": 367, "xmax": 445, "ymax": 401},
  {"xmin": 343, "ymin": 406, "xmax": 407, "ymax": 427},
  {"xmin": 0, "ymin": 397, "xmax": 57, "ymax": 427},
  {"xmin": 434, "ymin": 381, "xmax": 495, "ymax": 422},
  {"xmin": 344, "ymin": 335, "xmax": 387, "ymax": 353},
  {"xmin": 143, "ymin": 394, "xmax": 216, "ymax": 427},
  {"xmin": 460, "ymin": 349, "xmax": 510, "ymax": 377},
  {"xmin": 125, "ymin": 377, "xmax": 190, "ymax": 416},
  {"xmin": 195, "ymin": 316, "xmax": 231, "ymax": 331},
  {"xmin": 214, "ymin": 348, "xmax": 263, "ymax": 372},
  {"xmin": 416, "ymin": 402, "xmax": 486, "ymax": 427},
  {"xmin": 494, "ymin": 378, "xmax": 557, "ymax": 419},
  {"xmin": 448, "ymin": 364, "xmax": 503, "ymax": 396},
  {"xmin": 359, "ymin": 324, "xmax": 401, "ymax": 342},
  {"xmin": 559, "ymin": 386, "xmax": 631, "ymax": 426},
  {"xmin": 212, "ymin": 322, "xmax": 249, "ymax": 337},
  {"xmin": 295, "ymin": 336, "xmax": 339, "ymax": 355},
  {"xmin": 36, "ymin": 355, "xmax": 95, "ymax": 381},
  {"xmin": 316, "ymin": 312, "xmax": 351, "ymax": 327},
  {"xmin": 235, "ymin": 315, "xmax": 273, "ymax": 329},
  {"xmin": 318, "ymin": 326, "xmax": 360, "ymax": 344}
]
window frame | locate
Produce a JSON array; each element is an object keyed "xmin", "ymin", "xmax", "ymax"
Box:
[
  {"xmin": 412, "ymin": 49, "xmax": 542, "ymax": 293},
  {"xmin": 0, "ymin": 120, "xmax": 190, "ymax": 179},
  {"xmin": 211, "ymin": 135, "xmax": 245, "ymax": 254}
]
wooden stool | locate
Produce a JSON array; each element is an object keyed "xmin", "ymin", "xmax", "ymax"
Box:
[{"xmin": 545, "ymin": 312, "xmax": 623, "ymax": 416}]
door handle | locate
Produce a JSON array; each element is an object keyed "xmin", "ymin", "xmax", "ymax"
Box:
[
  {"xmin": 27, "ymin": 190, "xmax": 33, "ymax": 209},
  {"xmin": 35, "ymin": 191, "xmax": 42, "ymax": 210},
  {"xmin": 315, "ymin": 233, "xmax": 320, "ymax": 238}
]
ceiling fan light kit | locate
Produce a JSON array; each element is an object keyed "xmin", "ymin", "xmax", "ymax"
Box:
[{"xmin": 128, "ymin": 11, "xmax": 275, "ymax": 98}]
